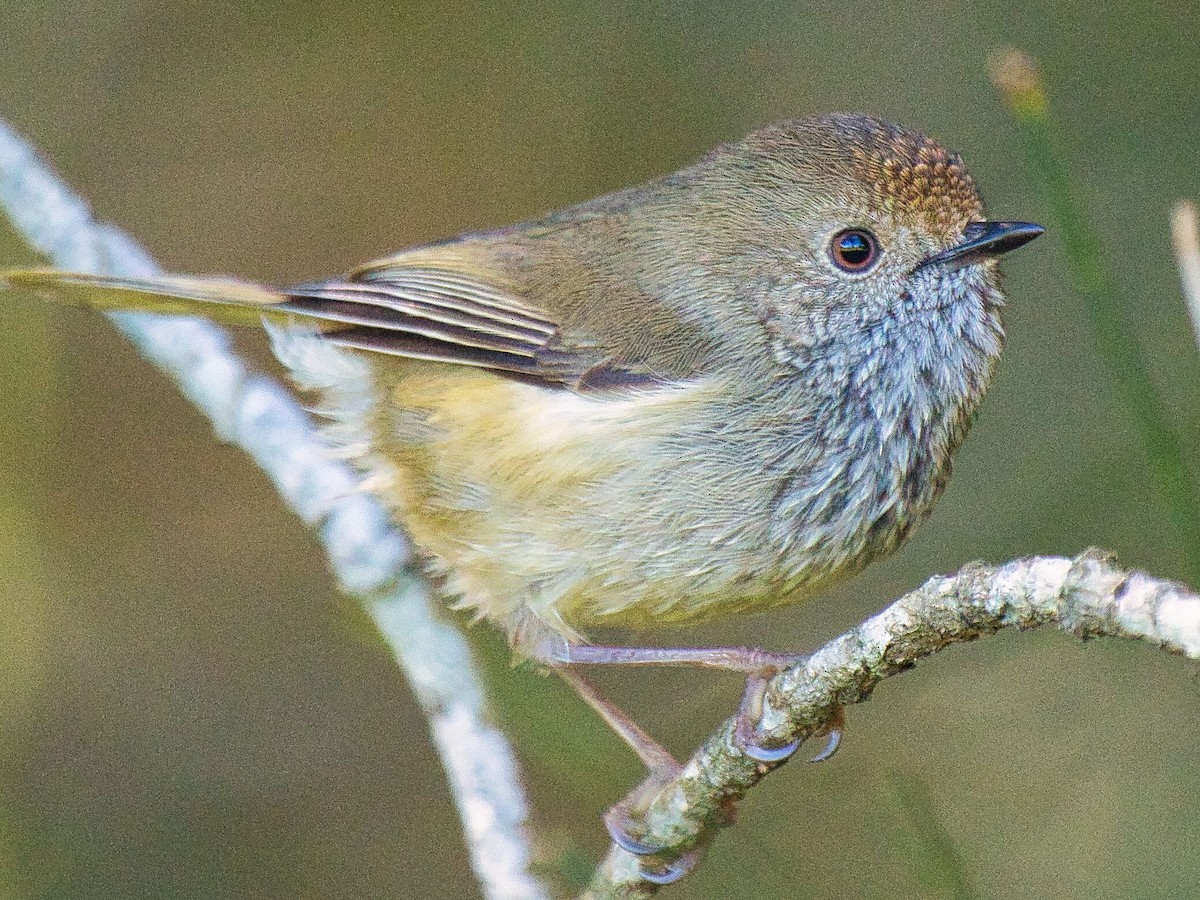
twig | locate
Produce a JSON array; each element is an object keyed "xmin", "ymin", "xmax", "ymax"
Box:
[
  {"xmin": 582, "ymin": 551, "xmax": 1200, "ymax": 898},
  {"xmin": 0, "ymin": 117, "xmax": 549, "ymax": 900},
  {"xmin": 1171, "ymin": 200, "xmax": 1200, "ymax": 348}
]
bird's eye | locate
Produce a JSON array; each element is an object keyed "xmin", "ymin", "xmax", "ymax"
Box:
[{"xmin": 829, "ymin": 229, "xmax": 880, "ymax": 273}]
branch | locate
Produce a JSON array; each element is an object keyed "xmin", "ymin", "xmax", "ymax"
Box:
[
  {"xmin": 583, "ymin": 551, "xmax": 1200, "ymax": 898},
  {"xmin": 0, "ymin": 118, "xmax": 549, "ymax": 900},
  {"xmin": 1171, "ymin": 200, "xmax": 1200, "ymax": 349}
]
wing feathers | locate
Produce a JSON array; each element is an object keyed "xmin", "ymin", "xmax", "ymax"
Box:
[
  {"xmin": 284, "ymin": 282, "xmax": 555, "ymax": 343},
  {"xmin": 324, "ymin": 326, "xmax": 556, "ymax": 376},
  {"xmin": 360, "ymin": 269, "xmax": 548, "ymax": 317},
  {"xmin": 281, "ymin": 271, "xmax": 560, "ymax": 364}
]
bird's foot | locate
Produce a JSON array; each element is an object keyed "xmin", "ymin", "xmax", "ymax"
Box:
[
  {"xmin": 602, "ymin": 762, "xmax": 702, "ymax": 884},
  {"xmin": 546, "ymin": 638, "xmax": 845, "ymax": 883},
  {"xmin": 732, "ymin": 666, "xmax": 846, "ymax": 765}
]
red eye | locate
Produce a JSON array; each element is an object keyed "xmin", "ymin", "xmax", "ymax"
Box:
[{"xmin": 830, "ymin": 229, "xmax": 880, "ymax": 273}]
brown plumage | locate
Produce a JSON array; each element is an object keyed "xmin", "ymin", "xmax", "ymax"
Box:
[{"xmin": 5, "ymin": 114, "xmax": 1042, "ymax": 660}]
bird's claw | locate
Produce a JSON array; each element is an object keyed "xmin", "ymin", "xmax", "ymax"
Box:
[
  {"xmin": 734, "ymin": 689, "xmax": 846, "ymax": 766},
  {"xmin": 604, "ymin": 807, "xmax": 666, "ymax": 857},
  {"xmin": 638, "ymin": 852, "xmax": 698, "ymax": 885},
  {"xmin": 734, "ymin": 715, "xmax": 802, "ymax": 763},
  {"xmin": 732, "ymin": 671, "xmax": 803, "ymax": 765},
  {"xmin": 604, "ymin": 796, "xmax": 698, "ymax": 885},
  {"xmin": 808, "ymin": 723, "xmax": 843, "ymax": 763}
]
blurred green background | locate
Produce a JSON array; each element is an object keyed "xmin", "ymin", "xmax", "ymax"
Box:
[{"xmin": 1, "ymin": 2, "xmax": 1198, "ymax": 898}]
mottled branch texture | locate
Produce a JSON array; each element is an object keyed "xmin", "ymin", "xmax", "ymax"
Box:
[
  {"xmin": 584, "ymin": 552, "xmax": 1200, "ymax": 898},
  {"xmin": 0, "ymin": 118, "xmax": 549, "ymax": 900}
]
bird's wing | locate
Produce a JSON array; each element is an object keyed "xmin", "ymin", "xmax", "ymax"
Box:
[
  {"xmin": 5, "ymin": 248, "xmax": 640, "ymax": 390},
  {"xmin": 282, "ymin": 248, "xmax": 586, "ymax": 383}
]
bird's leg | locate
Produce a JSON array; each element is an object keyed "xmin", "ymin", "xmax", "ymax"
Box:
[
  {"xmin": 553, "ymin": 642, "xmax": 841, "ymax": 764},
  {"xmin": 548, "ymin": 643, "xmax": 844, "ymax": 877},
  {"xmin": 556, "ymin": 642, "xmax": 803, "ymax": 674},
  {"xmin": 547, "ymin": 643, "xmax": 844, "ymax": 876},
  {"xmin": 554, "ymin": 667, "xmax": 697, "ymax": 883},
  {"xmin": 554, "ymin": 667, "xmax": 680, "ymax": 775}
]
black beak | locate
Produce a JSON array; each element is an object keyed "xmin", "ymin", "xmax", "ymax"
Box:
[{"xmin": 920, "ymin": 221, "xmax": 1045, "ymax": 270}]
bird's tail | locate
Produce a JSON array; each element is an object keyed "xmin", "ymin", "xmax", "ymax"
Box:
[
  {"xmin": 3, "ymin": 269, "xmax": 297, "ymax": 329},
  {"xmin": 5, "ymin": 266, "xmax": 569, "ymax": 379}
]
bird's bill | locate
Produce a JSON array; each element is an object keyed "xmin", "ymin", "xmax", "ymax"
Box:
[{"xmin": 920, "ymin": 220, "xmax": 1045, "ymax": 270}]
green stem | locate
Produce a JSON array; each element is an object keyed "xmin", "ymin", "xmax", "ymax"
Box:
[{"xmin": 993, "ymin": 49, "xmax": 1200, "ymax": 584}]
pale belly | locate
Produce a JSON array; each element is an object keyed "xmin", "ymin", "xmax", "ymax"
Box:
[{"xmin": 269, "ymin": 326, "xmax": 942, "ymax": 648}]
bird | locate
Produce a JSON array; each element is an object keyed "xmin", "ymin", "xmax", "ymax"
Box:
[{"xmin": 5, "ymin": 113, "xmax": 1042, "ymax": 835}]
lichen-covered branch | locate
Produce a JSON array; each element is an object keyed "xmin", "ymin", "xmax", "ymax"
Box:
[
  {"xmin": 583, "ymin": 551, "xmax": 1200, "ymax": 898},
  {"xmin": 0, "ymin": 118, "xmax": 549, "ymax": 900}
]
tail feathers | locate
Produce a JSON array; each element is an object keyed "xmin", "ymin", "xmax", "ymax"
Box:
[
  {"xmin": 5, "ymin": 267, "xmax": 587, "ymax": 385},
  {"xmin": 3, "ymin": 270, "xmax": 294, "ymax": 329}
]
